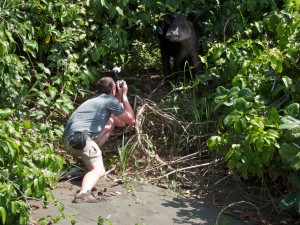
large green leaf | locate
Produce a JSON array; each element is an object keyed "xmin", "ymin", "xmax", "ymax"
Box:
[
  {"xmin": 283, "ymin": 103, "xmax": 300, "ymax": 118},
  {"xmin": 279, "ymin": 143, "xmax": 300, "ymax": 169},
  {"xmin": 234, "ymin": 97, "xmax": 247, "ymax": 110},
  {"xmin": 279, "ymin": 116, "xmax": 300, "ymax": 128}
]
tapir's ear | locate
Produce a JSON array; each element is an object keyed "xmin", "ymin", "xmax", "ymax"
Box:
[
  {"xmin": 187, "ymin": 11, "xmax": 199, "ymax": 22},
  {"xmin": 164, "ymin": 13, "xmax": 174, "ymax": 25}
]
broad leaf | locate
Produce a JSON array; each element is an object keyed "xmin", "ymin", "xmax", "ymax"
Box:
[
  {"xmin": 0, "ymin": 207, "xmax": 6, "ymax": 224},
  {"xmin": 289, "ymin": 173, "xmax": 300, "ymax": 189},
  {"xmin": 278, "ymin": 192, "xmax": 300, "ymax": 210},
  {"xmin": 283, "ymin": 103, "xmax": 300, "ymax": 118}
]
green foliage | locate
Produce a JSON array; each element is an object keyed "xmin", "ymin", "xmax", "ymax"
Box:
[
  {"xmin": 208, "ymin": 98, "xmax": 281, "ymax": 178},
  {"xmin": 201, "ymin": 0, "xmax": 300, "ymax": 216},
  {"xmin": 0, "ymin": 115, "xmax": 63, "ymax": 224},
  {"xmin": 203, "ymin": 1, "xmax": 299, "ymax": 168}
]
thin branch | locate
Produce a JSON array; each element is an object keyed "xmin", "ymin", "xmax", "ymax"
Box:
[
  {"xmin": 135, "ymin": 151, "xmax": 202, "ymax": 175},
  {"xmin": 215, "ymin": 201, "xmax": 261, "ymax": 225},
  {"xmin": 135, "ymin": 103, "xmax": 166, "ymax": 166},
  {"xmin": 149, "ymin": 159, "xmax": 221, "ymax": 182},
  {"xmin": 207, "ymin": 173, "xmax": 234, "ymax": 189}
]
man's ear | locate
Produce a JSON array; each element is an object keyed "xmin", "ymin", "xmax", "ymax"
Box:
[{"xmin": 110, "ymin": 87, "xmax": 116, "ymax": 95}]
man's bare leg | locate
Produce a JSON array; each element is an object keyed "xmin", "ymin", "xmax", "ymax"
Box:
[{"xmin": 79, "ymin": 160, "xmax": 106, "ymax": 193}]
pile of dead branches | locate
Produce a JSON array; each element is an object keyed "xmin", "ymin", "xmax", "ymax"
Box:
[{"xmin": 131, "ymin": 99, "xmax": 221, "ymax": 184}]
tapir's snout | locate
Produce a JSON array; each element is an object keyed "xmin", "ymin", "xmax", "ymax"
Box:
[
  {"xmin": 165, "ymin": 32, "xmax": 180, "ymax": 42},
  {"xmin": 165, "ymin": 25, "xmax": 181, "ymax": 42}
]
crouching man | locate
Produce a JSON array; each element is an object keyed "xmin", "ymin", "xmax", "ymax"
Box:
[{"xmin": 62, "ymin": 77, "xmax": 135, "ymax": 203}]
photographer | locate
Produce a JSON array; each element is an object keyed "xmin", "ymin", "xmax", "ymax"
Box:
[{"xmin": 62, "ymin": 77, "xmax": 135, "ymax": 203}]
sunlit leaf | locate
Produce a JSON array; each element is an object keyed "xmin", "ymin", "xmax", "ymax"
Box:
[
  {"xmin": 282, "ymin": 77, "xmax": 293, "ymax": 90},
  {"xmin": 71, "ymin": 215, "xmax": 76, "ymax": 225},
  {"xmin": 0, "ymin": 207, "xmax": 6, "ymax": 224},
  {"xmin": 44, "ymin": 35, "xmax": 51, "ymax": 44},
  {"xmin": 79, "ymin": 33, "xmax": 86, "ymax": 40},
  {"xmin": 213, "ymin": 45, "xmax": 224, "ymax": 61},
  {"xmin": 23, "ymin": 120, "xmax": 31, "ymax": 130}
]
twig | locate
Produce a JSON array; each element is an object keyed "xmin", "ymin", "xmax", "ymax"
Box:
[
  {"xmin": 207, "ymin": 173, "xmax": 234, "ymax": 189},
  {"xmin": 135, "ymin": 103, "xmax": 166, "ymax": 165},
  {"xmin": 136, "ymin": 152, "xmax": 201, "ymax": 175},
  {"xmin": 105, "ymin": 163, "xmax": 119, "ymax": 176},
  {"xmin": 135, "ymin": 100, "xmax": 216, "ymax": 166},
  {"xmin": 223, "ymin": 15, "xmax": 235, "ymax": 44},
  {"xmin": 215, "ymin": 201, "xmax": 261, "ymax": 225},
  {"xmin": 266, "ymin": 186, "xmax": 279, "ymax": 214},
  {"xmin": 149, "ymin": 159, "xmax": 221, "ymax": 182}
]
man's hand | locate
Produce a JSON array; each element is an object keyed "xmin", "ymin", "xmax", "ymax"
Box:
[{"xmin": 116, "ymin": 80, "xmax": 128, "ymax": 101}]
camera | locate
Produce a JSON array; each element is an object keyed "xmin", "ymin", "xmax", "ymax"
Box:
[{"xmin": 116, "ymin": 80, "xmax": 123, "ymax": 88}]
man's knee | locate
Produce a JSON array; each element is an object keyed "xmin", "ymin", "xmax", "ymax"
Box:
[
  {"xmin": 88, "ymin": 162, "xmax": 106, "ymax": 177},
  {"xmin": 95, "ymin": 167, "xmax": 106, "ymax": 178},
  {"xmin": 105, "ymin": 117, "xmax": 115, "ymax": 132}
]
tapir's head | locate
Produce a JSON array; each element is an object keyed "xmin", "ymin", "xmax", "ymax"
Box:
[{"xmin": 164, "ymin": 12, "xmax": 199, "ymax": 42}]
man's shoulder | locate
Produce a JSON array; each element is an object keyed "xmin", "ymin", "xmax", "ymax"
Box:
[
  {"xmin": 95, "ymin": 94, "xmax": 116, "ymax": 101},
  {"xmin": 89, "ymin": 94, "xmax": 109, "ymax": 101},
  {"xmin": 92, "ymin": 94, "xmax": 119, "ymax": 105}
]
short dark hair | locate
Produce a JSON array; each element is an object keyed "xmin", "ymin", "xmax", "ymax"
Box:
[{"xmin": 97, "ymin": 77, "xmax": 116, "ymax": 94}]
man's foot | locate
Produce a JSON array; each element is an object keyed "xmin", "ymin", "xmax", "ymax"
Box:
[{"xmin": 73, "ymin": 191, "xmax": 108, "ymax": 203}]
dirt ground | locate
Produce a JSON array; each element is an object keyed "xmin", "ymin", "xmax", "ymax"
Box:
[{"xmin": 28, "ymin": 174, "xmax": 252, "ymax": 225}]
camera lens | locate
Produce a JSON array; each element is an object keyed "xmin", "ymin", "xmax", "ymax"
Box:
[{"xmin": 117, "ymin": 80, "xmax": 123, "ymax": 88}]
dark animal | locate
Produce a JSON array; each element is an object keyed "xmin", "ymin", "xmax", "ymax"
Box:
[{"xmin": 158, "ymin": 12, "xmax": 201, "ymax": 84}]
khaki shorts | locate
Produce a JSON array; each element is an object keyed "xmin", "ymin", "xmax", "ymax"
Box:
[{"xmin": 63, "ymin": 136, "xmax": 103, "ymax": 168}]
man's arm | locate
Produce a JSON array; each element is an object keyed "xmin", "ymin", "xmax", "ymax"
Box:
[{"xmin": 116, "ymin": 80, "xmax": 135, "ymax": 126}]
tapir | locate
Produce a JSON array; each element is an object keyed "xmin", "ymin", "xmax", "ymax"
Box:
[{"xmin": 158, "ymin": 12, "xmax": 201, "ymax": 84}]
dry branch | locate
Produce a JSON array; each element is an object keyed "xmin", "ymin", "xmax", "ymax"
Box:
[
  {"xmin": 135, "ymin": 101, "xmax": 166, "ymax": 165},
  {"xmin": 134, "ymin": 100, "xmax": 215, "ymax": 163},
  {"xmin": 149, "ymin": 159, "xmax": 221, "ymax": 182},
  {"xmin": 135, "ymin": 151, "xmax": 201, "ymax": 175}
]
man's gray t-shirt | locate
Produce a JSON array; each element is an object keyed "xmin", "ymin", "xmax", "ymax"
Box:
[{"xmin": 62, "ymin": 94, "xmax": 125, "ymax": 141}]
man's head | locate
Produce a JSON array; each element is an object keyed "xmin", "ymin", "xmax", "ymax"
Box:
[{"xmin": 97, "ymin": 77, "xmax": 116, "ymax": 95}]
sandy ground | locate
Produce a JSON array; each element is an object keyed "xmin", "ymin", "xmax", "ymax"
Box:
[{"xmin": 28, "ymin": 175, "xmax": 251, "ymax": 225}]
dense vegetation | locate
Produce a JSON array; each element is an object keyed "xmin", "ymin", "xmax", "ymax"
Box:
[{"xmin": 0, "ymin": 0, "xmax": 299, "ymax": 224}]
